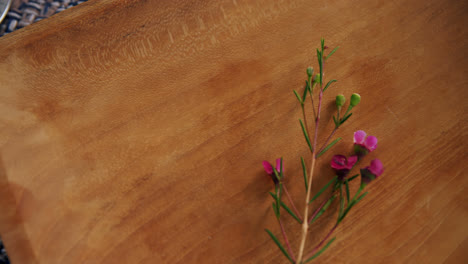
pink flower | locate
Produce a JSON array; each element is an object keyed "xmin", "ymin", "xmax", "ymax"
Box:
[
  {"xmin": 360, "ymin": 159, "xmax": 384, "ymax": 185},
  {"xmin": 354, "ymin": 130, "xmax": 378, "ymax": 156},
  {"xmin": 262, "ymin": 158, "xmax": 282, "ymax": 185},
  {"xmin": 330, "ymin": 155, "xmax": 357, "ymax": 178}
]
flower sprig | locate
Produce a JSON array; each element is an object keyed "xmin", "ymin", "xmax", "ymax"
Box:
[{"xmin": 262, "ymin": 39, "xmax": 384, "ymax": 263}]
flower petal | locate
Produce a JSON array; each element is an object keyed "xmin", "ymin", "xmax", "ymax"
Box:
[
  {"xmin": 364, "ymin": 136, "xmax": 378, "ymax": 151},
  {"xmin": 346, "ymin": 155, "xmax": 358, "ymax": 169},
  {"xmin": 262, "ymin": 161, "xmax": 274, "ymax": 175},
  {"xmin": 275, "ymin": 158, "xmax": 282, "ymax": 173},
  {"xmin": 354, "ymin": 130, "xmax": 366, "ymax": 144},
  {"xmin": 368, "ymin": 159, "xmax": 384, "ymax": 176},
  {"xmin": 331, "ymin": 155, "xmax": 347, "ymax": 170}
]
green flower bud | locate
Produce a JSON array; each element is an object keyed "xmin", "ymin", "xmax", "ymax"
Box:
[
  {"xmin": 307, "ymin": 67, "xmax": 314, "ymax": 77},
  {"xmin": 350, "ymin": 93, "xmax": 361, "ymax": 107},
  {"xmin": 313, "ymin": 73, "xmax": 321, "ymax": 84},
  {"xmin": 336, "ymin": 94, "xmax": 346, "ymax": 107}
]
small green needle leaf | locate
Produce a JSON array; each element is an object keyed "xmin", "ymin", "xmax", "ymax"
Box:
[
  {"xmin": 281, "ymin": 204, "xmax": 302, "ymax": 224},
  {"xmin": 340, "ymin": 113, "xmax": 353, "ymax": 124},
  {"xmin": 345, "ymin": 179, "xmax": 350, "ymax": 202},
  {"xmin": 332, "ymin": 115, "xmax": 338, "ymax": 127},
  {"xmin": 316, "ymin": 49, "xmax": 321, "ymax": 65},
  {"xmin": 301, "ymin": 157, "xmax": 308, "ymax": 191},
  {"xmin": 326, "ymin": 46, "xmax": 339, "ymax": 60},
  {"xmin": 304, "ymin": 237, "xmax": 336, "ymax": 263},
  {"xmin": 293, "ymin": 90, "xmax": 303, "ymax": 104},
  {"xmin": 316, "ymin": 49, "xmax": 323, "ymax": 86},
  {"xmin": 309, "ymin": 176, "xmax": 338, "ymax": 204},
  {"xmin": 316, "ymin": 137, "xmax": 342, "ymax": 158},
  {"xmin": 347, "ymin": 174, "xmax": 359, "ymax": 182},
  {"xmin": 265, "ymin": 229, "xmax": 294, "ymax": 264},
  {"xmin": 276, "ymin": 191, "xmax": 281, "ymax": 216},
  {"xmin": 302, "ymin": 81, "xmax": 310, "ymax": 101},
  {"xmin": 299, "ymin": 119, "xmax": 313, "ymax": 153},
  {"xmin": 323, "ymin": 79, "xmax": 337, "ymax": 92},
  {"xmin": 269, "ymin": 192, "xmax": 302, "ymax": 224},
  {"xmin": 339, "ymin": 184, "xmax": 344, "ymax": 218},
  {"xmin": 356, "ymin": 192, "xmax": 368, "ymax": 203},
  {"xmin": 272, "ymin": 202, "xmax": 279, "ymax": 218},
  {"xmin": 338, "ymin": 189, "xmax": 366, "ymax": 223},
  {"xmin": 310, "ymin": 195, "xmax": 336, "ymax": 223}
]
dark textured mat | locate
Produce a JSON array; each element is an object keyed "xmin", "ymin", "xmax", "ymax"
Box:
[
  {"xmin": 1, "ymin": 0, "xmax": 87, "ymax": 37},
  {"xmin": 0, "ymin": 239, "xmax": 8, "ymax": 264}
]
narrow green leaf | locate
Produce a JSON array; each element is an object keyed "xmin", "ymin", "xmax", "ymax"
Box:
[
  {"xmin": 339, "ymin": 189, "xmax": 366, "ymax": 223},
  {"xmin": 309, "ymin": 176, "xmax": 338, "ymax": 204},
  {"xmin": 323, "ymin": 79, "xmax": 337, "ymax": 92},
  {"xmin": 316, "ymin": 48, "xmax": 323, "ymax": 85},
  {"xmin": 332, "ymin": 115, "xmax": 338, "ymax": 127},
  {"xmin": 293, "ymin": 90, "xmax": 303, "ymax": 104},
  {"xmin": 281, "ymin": 204, "xmax": 302, "ymax": 224},
  {"xmin": 272, "ymin": 202, "xmax": 279, "ymax": 218},
  {"xmin": 269, "ymin": 192, "xmax": 302, "ymax": 224},
  {"xmin": 356, "ymin": 192, "xmax": 368, "ymax": 203},
  {"xmin": 304, "ymin": 237, "xmax": 336, "ymax": 263},
  {"xmin": 333, "ymin": 179, "xmax": 340, "ymax": 190},
  {"xmin": 316, "ymin": 137, "xmax": 342, "ymax": 158},
  {"xmin": 348, "ymin": 174, "xmax": 359, "ymax": 182},
  {"xmin": 299, "ymin": 119, "xmax": 313, "ymax": 152},
  {"xmin": 339, "ymin": 184, "xmax": 344, "ymax": 218},
  {"xmin": 301, "ymin": 157, "xmax": 308, "ymax": 191},
  {"xmin": 265, "ymin": 229, "xmax": 294, "ymax": 264},
  {"xmin": 302, "ymin": 81, "xmax": 309, "ymax": 101},
  {"xmin": 320, "ymin": 39, "xmax": 324, "ymax": 85},
  {"xmin": 309, "ymin": 81, "xmax": 315, "ymax": 94},
  {"xmin": 316, "ymin": 50, "xmax": 321, "ymax": 70},
  {"xmin": 340, "ymin": 113, "xmax": 353, "ymax": 125},
  {"xmin": 310, "ymin": 195, "xmax": 336, "ymax": 223},
  {"xmin": 276, "ymin": 186, "xmax": 281, "ymax": 216},
  {"xmin": 273, "ymin": 184, "xmax": 281, "ymax": 216},
  {"xmin": 338, "ymin": 204, "xmax": 352, "ymax": 223},
  {"xmin": 345, "ymin": 179, "xmax": 350, "ymax": 202},
  {"xmin": 326, "ymin": 46, "xmax": 339, "ymax": 60}
]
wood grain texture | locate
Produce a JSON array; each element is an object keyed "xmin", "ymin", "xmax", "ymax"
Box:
[{"xmin": 0, "ymin": 0, "xmax": 467, "ymax": 263}]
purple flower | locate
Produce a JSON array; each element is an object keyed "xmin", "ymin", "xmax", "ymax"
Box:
[
  {"xmin": 331, "ymin": 155, "xmax": 357, "ymax": 179},
  {"xmin": 360, "ymin": 159, "xmax": 384, "ymax": 185},
  {"xmin": 354, "ymin": 130, "xmax": 378, "ymax": 157},
  {"xmin": 262, "ymin": 158, "xmax": 282, "ymax": 185}
]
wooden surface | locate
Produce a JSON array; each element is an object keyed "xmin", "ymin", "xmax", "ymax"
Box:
[{"xmin": 0, "ymin": 0, "xmax": 467, "ymax": 263}]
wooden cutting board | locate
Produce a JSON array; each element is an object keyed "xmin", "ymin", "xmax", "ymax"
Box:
[{"xmin": 0, "ymin": 0, "xmax": 466, "ymax": 263}]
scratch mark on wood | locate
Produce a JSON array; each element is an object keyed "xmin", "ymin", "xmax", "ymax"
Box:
[
  {"xmin": 168, "ymin": 30, "xmax": 174, "ymax": 44},
  {"xmin": 386, "ymin": 106, "xmax": 399, "ymax": 121},
  {"xmin": 198, "ymin": 17, "xmax": 206, "ymax": 30}
]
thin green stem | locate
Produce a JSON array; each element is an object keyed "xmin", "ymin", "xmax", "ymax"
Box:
[
  {"xmin": 297, "ymin": 49, "xmax": 325, "ymax": 263},
  {"xmin": 310, "ymin": 82, "xmax": 317, "ymax": 120},
  {"xmin": 338, "ymin": 185, "xmax": 364, "ymax": 224},
  {"xmin": 301, "ymin": 106, "xmax": 311, "ymax": 145},
  {"xmin": 342, "ymin": 105, "xmax": 353, "ymax": 119}
]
